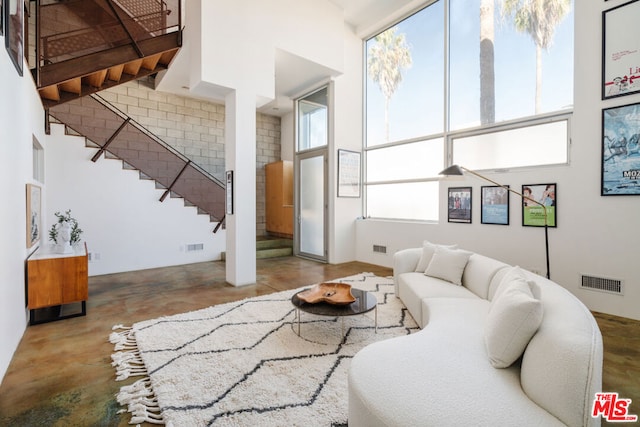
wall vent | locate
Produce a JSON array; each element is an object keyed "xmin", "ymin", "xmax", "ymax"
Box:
[
  {"xmin": 186, "ymin": 243, "xmax": 204, "ymax": 252},
  {"xmin": 580, "ymin": 274, "xmax": 623, "ymax": 295},
  {"xmin": 373, "ymin": 245, "xmax": 387, "ymax": 254}
]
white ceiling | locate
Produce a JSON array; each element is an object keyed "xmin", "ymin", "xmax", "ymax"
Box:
[{"xmin": 156, "ymin": 0, "xmax": 417, "ymax": 116}]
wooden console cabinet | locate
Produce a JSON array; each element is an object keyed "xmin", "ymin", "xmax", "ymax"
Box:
[{"xmin": 27, "ymin": 243, "xmax": 88, "ymax": 325}]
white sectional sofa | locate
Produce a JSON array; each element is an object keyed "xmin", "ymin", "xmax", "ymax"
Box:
[{"xmin": 349, "ymin": 243, "xmax": 603, "ymax": 427}]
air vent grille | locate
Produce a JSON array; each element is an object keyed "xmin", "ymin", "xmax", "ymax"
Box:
[
  {"xmin": 581, "ymin": 274, "xmax": 623, "ymax": 295},
  {"xmin": 186, "ymin": 243, "xmax": 204, "ymax": 252},
  {"xmin": 373, "ymin": 245, "xmax": 387, "ymax": 254}
]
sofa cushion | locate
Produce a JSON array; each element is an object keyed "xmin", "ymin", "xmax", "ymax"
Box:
[
  {"xmin": 424, "ymin": 247, "xmax": 472, "ymax": 285},
  {"xmin": 398, "ymin": 272, "xmax": 478, "ymax": 327},
  {"xmin": 485, "ymin": 277, "xmax": 543, "ymax": 368},
  {"xmin": 414, "ymin": 241, "xmax": 458, "ymax": 272},
  {"xmin": 492, "ymin": 266, "xmax": 540, "ymax": 302},
  {"xmin": 462, "ymin": 254, "xmax": 510, "ymax": 299}
]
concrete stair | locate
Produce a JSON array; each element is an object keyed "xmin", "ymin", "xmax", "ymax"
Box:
[{"xmin": 220, "ymin": 236, "xmax": 293, "ymax": 261}]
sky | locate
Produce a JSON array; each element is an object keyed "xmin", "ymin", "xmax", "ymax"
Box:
[{"xmin": 365, "ymin": 0, "xmax": 575, "ymax": 147}]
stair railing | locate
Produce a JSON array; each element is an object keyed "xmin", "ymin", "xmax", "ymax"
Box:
[{"xmin": 47, "ymin": 93, "xmax": 226, "ymax": 230}]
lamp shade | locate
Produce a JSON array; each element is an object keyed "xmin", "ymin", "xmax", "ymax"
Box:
[{"xmin": 439, "ymin": 165, "xmax": 465, "ymax": 176}]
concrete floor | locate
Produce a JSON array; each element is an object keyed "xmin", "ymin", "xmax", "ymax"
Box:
[{"xmin": 0, "ymin": 256, "xmax": 637, "ymax": 426}]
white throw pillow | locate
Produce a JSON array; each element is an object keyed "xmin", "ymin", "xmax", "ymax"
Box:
[
  {"xmin": 485, "ymin": 277, "xmax": 543, "ymax": 368},
  {"xmin": 424, "ymin": 246, "xmax": 472, "ymax": 285},
  {"xmin": 415, "ymin": 241, "xmax": 459, "ymax": 272},
  {"xmin": 492, "ymin": 266, "xmax": 541, "ymax": 303}
]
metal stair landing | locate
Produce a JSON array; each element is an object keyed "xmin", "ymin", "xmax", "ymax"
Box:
[{"xmin": 34, "ymin": 0, "xmax": 181, "ymax": 109}]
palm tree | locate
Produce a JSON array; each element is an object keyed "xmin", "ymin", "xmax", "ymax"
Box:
[
  {"xmin": 501, "ymin": 0, "xmax": 571, "ymax": 113},
  {"xmin": 480, "ymin": 0, "xmax": 495, "ymax": 125},
  {"xmin": 367, "ymin": 27, "xmax": 412, "ymax": 142}
]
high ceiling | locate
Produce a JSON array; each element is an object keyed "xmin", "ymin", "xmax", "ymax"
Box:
[{"xmin": 156, "ymin": 0, "xmax": 419, "ymax": 116}]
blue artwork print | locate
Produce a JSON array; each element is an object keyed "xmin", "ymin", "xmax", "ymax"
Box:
[{"xmin": 602, "ymin": 103, "xmax": 640, "ymax": 195}]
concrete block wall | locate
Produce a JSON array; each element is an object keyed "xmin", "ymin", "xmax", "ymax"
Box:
[{"xmin": 100, "ymin": 79, "xmax": 281, "ymax": 237}]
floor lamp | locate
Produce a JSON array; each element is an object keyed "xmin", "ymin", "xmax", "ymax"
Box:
[{"xmin": 439, "ymin": 165, "xmax": 550, "ymax": 279}]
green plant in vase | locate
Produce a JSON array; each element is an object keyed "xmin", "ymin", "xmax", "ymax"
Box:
[{"xmin": 49, "ymin": 210, "xmax": 83, "ymax": 253}]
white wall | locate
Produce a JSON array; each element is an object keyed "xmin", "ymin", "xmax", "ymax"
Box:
[
  {"xmin": 0, "ymin": 52, "xmax": 47, "ymax": 379},
  {"xmin": 197, "ymin": 0, "xmax": 344, "ymax": 104},
  {"xmin": 356, "ymin": 1, "xmax": 640, "ymax": 321},
  {"xmin": 45, "ymin": 125, "xmax": 225, "ymax": 276},
  {"xmin": 329, "ymin": 25, "xmax": 365, "ymax": 264}
]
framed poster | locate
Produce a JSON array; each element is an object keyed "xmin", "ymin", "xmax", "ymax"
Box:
[
  {"xmin": 602, "ymin": 102, "xmax": 640, "ymax": 195},
  {"xmin": 522, "ymin": 184, "xmax": 556, "ymax": 227},
  {"xmin": 337, "ymin": 149, "xmax": 361, "ymax": 197},
  {"xmin": 1, "ymin": 0, "xmax": 4, "ymax": 36},
  {"xmin": 602, "ymin": 0, "xmax": 640, "ymax": 99},
  {"xmin": 4, "ymin": 0, "xmax": 23, "ymax": 76},
  {"xmin": 481, "ymin": 185, "xmax": 509, "ymax": 225},
  {"xmin": 26, "ymin": 183, "xmax": 41, "ymax": 248},
  {"xmin": 225, "ymin": 170, "xmax": 233, "ymax": 215},
  {"xmin": 447, "ymin": 187, "xmax": 472, "ymax": 224}
]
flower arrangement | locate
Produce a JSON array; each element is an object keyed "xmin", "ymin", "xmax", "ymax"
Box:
[{"xmin": 48, "ymin": 210, "xmax": 83, "ymax": 246}]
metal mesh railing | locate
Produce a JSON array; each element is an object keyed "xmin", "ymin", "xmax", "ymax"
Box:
[
  {"xmin": 48, "ymin": 94, "xmax": 225, "ymax": 223},
  {"xmin": 38, "ymin": 0, "xmax": 180, "ymax": 66}
]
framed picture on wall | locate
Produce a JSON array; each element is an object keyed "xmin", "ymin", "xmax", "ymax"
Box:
[
  {"xmin": 522, "ymin": 183, "xmax": 556, "ymax": 227},
  {"xmin": 602, "ymin": 102, "xmax": 640, "ymax": 195},
  {"xmin": 481, "ymin": 185, "xmax": 509, "ymax": 225},
  {"xmin": 4, "ymin": 0, "xmax": 23, "ymax": 76},
  {"xmin": 337, "ymin": 149, "xmax": 361, "ymax": 198},
  {"xmin": 26, "ymin": 183, "xmax": 41, "ymax": 248},
  {"xmin": 447, "ymin": 187, "xmax": 472, "ymax": 223},
  {"xmin": 0, "ymin": 0, "xmax": 4, "ymax": 36},
  {"xmin": 602, "ymin": 0, "xmax": 640, "ymax": 99}
]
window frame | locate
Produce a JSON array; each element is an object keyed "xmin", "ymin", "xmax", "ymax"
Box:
[{"xmin": 362, "ymin": 0, "xmax": 574, "ymax": 221}]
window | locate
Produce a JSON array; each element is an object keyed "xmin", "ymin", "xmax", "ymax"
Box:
[
  {"xmin": 33, "ymin": 135, "xmax": 44, "ymax": 183},
  {"xmin": 297, "ymin": 87, "xmax": 328, "ymax": 152},
  {"xmin": 364, "ymin": 0, "xmax": 574, "ymax": 221}
]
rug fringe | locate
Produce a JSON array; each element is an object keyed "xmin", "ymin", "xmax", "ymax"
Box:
[
  {"xmin": 111, "ymin": 325, "xmax": 165, "ymax": 425},
  {"xmin": 116, "ymin": 378, "xmax": 165, "ymax": 425}
]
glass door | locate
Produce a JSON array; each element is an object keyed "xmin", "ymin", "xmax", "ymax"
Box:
[{"xmin": 295, "ymin": 86, "xmax": 328, "ymax": 262}]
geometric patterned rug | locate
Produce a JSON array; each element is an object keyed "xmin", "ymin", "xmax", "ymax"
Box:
[{"xmin": 110, "ymin": 273, "xmax": 419, "ymax": 426}]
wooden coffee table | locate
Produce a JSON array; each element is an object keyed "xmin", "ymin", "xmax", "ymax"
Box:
[{"xmin": 291, "ymin": 287, "xmax": 377, "ymax": 338}]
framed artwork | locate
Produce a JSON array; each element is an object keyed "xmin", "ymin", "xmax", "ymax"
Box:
[
  {"xmin": 4, "ymin": 0, "xmax": 23, "ymax": 76},
  {"xmin": 337, "ymin": 149, "xmax": 361, "ymax": 198},
  {"xmin": 447, "ymin": 187, "xmax": 472, "ymax": 224},
  {"xmin": 225, "ymin": 170, "xmax": 233, "ymax": 215},
  {"xmin": 602, "ymin": 0, "xmax": 640, "ymax": 99},
  {"xmin": 1, "ymin": 0, "xmax": 4, "ymax": 36},
  {"xmin": 522, "ymin": 184, "xmax": 556, "ymax": 227},
  {"xmin": 26, "ymin": 183, "xmax": 41, "ymax": 248},
  {"xmin": 602, "ymin": 102, "xmax": 640, "ymax": 195},
  {"xmin": 481, "ymin": 185, "xmax": 509, "ymax": 225}
]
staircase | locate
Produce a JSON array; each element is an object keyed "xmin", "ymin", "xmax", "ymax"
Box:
[
  {"xmin": 33, "ymin": 0, "xmax": 226, "ymax": 229},
  {"xmin": 48, "ymin": 94, "xmax": 226, "ymax": 226},
  {"xmin": 34, "ymin": 0, "xmax": 181, "ymax": 109},
  {"xmin": 220, "ymin": 236, "xmax": 294, "ymax": 261}
]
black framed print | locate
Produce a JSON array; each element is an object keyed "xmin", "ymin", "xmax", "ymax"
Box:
[
  {"xmin": 481, "ymin": 185, "xmax": 509, "ymax": 225},
  {"xmin": 522, "ymin": 184, "xmax": 556, "ymax": 227},
  {"xmin": 0, "ymin": 0, "xmax": 4, "ymax": 36},
  {"xmin": 447, "ymin": 187, "xmax": 472, "ymax": 223},
  {"xmin": 602, "ymin": 0, "xmax": 640, "ymax": 99},
  {"xmin": 4, "ymin": 0, "xmax": 23, "ymax": 76},
  {"xmin": 602, "ymin": 102, "xmax": 640, "ymax": 195}
]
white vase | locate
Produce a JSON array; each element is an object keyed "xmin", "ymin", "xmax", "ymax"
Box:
[{"xmin": 56, "ymin": 222, "xmax": 74, "ymax": 254}]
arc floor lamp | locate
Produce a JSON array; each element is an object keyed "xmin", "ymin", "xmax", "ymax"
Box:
[{"xmin": 439, "ymin": 165, "xmax": 550, "ymax": 279}]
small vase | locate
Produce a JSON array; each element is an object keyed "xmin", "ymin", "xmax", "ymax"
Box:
[{"xmin": 56, "ymin": 222, "xmax": 74, "ymax": 254}]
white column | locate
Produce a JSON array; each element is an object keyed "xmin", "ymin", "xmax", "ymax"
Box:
[{"xmin": 225, "ymin": 89, "xmax": 256, "ymax": 286}]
